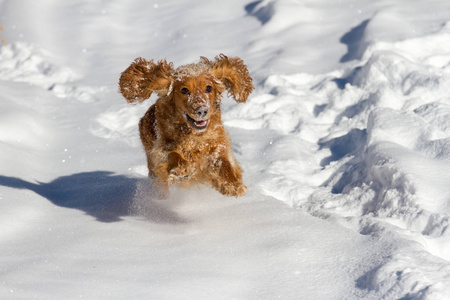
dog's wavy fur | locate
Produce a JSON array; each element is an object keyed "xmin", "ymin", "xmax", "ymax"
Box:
[{"xmin": 119, "ymin": 54, "xmax": 254, "ymax": 197}]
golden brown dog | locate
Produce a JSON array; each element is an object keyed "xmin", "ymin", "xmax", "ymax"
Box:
[{"xmin": 119, "ymin": 54, "xmax": 254, "ymax": 197}]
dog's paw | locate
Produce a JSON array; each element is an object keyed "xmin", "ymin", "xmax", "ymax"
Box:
[
  {"xmin": 218, "ymin": 181, "xmax": 247, "ymax": 197},
  {"xmin": 168, "ymin": 165, "xmax": 191, "ymax": 184}
]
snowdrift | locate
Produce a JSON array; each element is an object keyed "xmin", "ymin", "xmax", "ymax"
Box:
[
  {"xmin": 227, "ymin": 13, "xmax": 450, "ymax": 298},
  {"xmin": 1, "ymin": 0, "xmax": 450, "ymax": 299}
]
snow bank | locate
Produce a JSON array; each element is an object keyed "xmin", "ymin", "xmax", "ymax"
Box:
[{"xmin": 226, "ymin": 14, "xmax": 450, "ymax": 299}]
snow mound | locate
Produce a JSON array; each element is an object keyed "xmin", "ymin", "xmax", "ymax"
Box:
[
  {"xmin": 0, "ymin": 42, "xmax": 105, "ymax": 102},
  {"xmin": 0, "ymin": 42, "xmax": 75, "ymax": 87},
  {"xmin": 227, "ymin": 20, "xmax": 450, "ymax": 299}
]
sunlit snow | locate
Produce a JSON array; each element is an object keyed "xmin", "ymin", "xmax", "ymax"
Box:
[{"xmin": 1, "ymin": 1, "xmax": 450, "ymax": 299}]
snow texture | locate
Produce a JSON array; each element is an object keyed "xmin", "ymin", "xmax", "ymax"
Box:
[{"xmin": 1, "ymin": 0, "xmax": 450, "ymax": 299}]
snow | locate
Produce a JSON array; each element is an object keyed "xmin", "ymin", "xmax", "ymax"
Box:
[{"xmin": 1, "ymin": 0, "xmax": 450, "ymax": 299}]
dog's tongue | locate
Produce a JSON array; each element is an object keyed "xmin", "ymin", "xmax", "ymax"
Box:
[{"xmin": 195, "ymin": 120, "xmax": 207, "ymax": 127}]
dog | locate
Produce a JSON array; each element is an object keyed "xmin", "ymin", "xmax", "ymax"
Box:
[{"xmin": 119, "ymin": 54, "xmax": 254, "ymax": 197}]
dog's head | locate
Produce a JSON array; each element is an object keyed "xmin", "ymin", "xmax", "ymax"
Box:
[{"xmin": 119, "ymin": 54, "xmax": 254, "ymax": 133}]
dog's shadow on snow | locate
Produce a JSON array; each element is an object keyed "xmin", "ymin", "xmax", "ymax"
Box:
[{"xmin": 0, "ymin": 171, "xmax": 185, "ymax": 223}]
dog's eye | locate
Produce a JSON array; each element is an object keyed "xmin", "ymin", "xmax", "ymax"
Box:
[
  {"xmin": 181, "ymin": 87, "xmax": 189, "ymax": 95},
  {"xmin": 205, "ymin": 85, "xmax": 212, "ymax": 93}
]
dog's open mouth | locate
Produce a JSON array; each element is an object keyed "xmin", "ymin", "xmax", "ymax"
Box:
[{"xmin": 185, "ymin": 114, "xmax": 208, "ymax": 131}]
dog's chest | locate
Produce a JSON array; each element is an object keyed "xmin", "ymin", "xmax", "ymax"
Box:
[{"xmin": 177, "ymin": 136, "xmax": 225, "ymax": 163}]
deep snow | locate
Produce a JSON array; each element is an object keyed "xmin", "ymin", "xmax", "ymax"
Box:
[{"xmin": 1, "ymin": 0, "xmax": 450, "ymax": 299}]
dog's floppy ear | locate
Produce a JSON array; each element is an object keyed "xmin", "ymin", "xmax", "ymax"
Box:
[
  {"xmin": 119, "ymin": 58, "xmax": 174, "ymax": 103},
  {"xmin": 210, "ymin": 54, "xmax": 254, "ymax": 103}
]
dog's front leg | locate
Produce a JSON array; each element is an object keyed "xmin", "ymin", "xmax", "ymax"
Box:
[
  {"xmin": 167, "ymin": 151, "xmax": 192, "ymax": 184},
  {"xmin": 212, "ymin": 155, "xmax": 246, "ymax": 197}
]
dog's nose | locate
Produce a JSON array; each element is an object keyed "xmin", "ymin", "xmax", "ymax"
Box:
[{"xmin": 194, "ymin": 106, "xmax": 209, "ymax": 119}]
